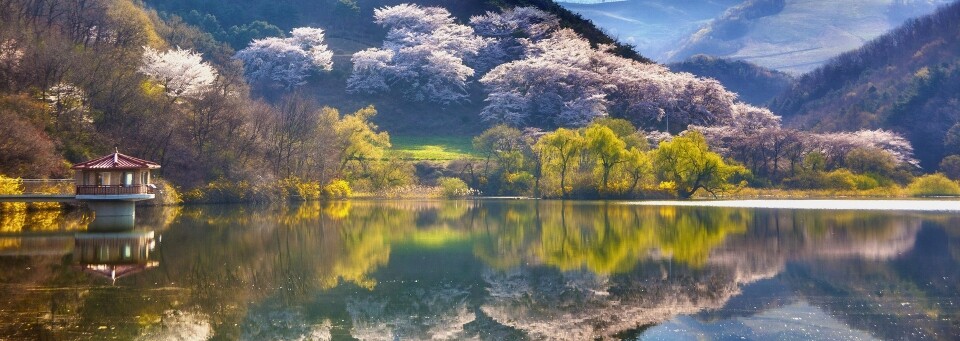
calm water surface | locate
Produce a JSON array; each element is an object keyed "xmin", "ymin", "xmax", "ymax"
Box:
[{"xmin": 1, "ymin": 200, "xmax": 959, "ymax": 340}]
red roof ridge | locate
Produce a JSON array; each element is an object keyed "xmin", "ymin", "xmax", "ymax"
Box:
[{"xmin": 71, "ymin": 151, "xmax": 161, "ymax": 170}]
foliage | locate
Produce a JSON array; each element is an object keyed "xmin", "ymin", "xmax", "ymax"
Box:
[
  {"xmin": 0, "ymin": 97, "xmax": 62, "ymax": 177},
  {"xmin": 323, "ymin": 179, "xmax": 352, "ymax": 199},
  {"xmin": 438, "ymin": 177, "xmax": 471, "ymax": 198},
  {"xmin": 939, "ymin": 155, "xmax": 960, "ymax": 180},
  {"xmin": 0, "ymin": 175, "xmax": 25, "ymax": 213},
  {"xmin": 281, "ymin": 177, "xmax": 322, "ymax": 201},
  {"xmin": 906, "ymin": 173, "xmax": 960, "ymax": 197},
  {"xmin": 359, "ymin": 158, "xmax": 416, "ymax": 193},
  {"xmin": 182, "ymin": 178, "xmax": 257, "ymax": 203},
  {"xmin": 235, "ymin": 27, "xmax": 333, "ymax": 88},
  {"xmin": 652, "ymin": 131, "xmax": 746, "ymax": 198}
]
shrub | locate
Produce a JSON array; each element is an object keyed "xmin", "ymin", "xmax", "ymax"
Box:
[
  {"xmin": 280, "ymin": 177, "xmax": 322, "ymax": 201},
  {"xmin": 438, "ymin": 177, "xmax": 471, "ymax": 198},
  {"xmin": 323, "ymin": 180, "xmax": 352, "ymax": 199},
  {"xmin": 852, "ymin": 174, "xmax": 881, "ymax": 190},
  {"xmin": 906, "ymin": 173, "xmax": 960, "ymax": 197},
  {"xmin": 823, "ymin": 169, "xmax": 857, "ymax": 190},
  {"xmin": 181, "ymin": 178, "xmax": 254, "ymax": 203},
  {"xmin": 140, "ymin": 178, "xmax": 181, "ymax": 206},
  {"xmin": 0, "ymin": 175, "xmax": 25, "ymax": 212}
]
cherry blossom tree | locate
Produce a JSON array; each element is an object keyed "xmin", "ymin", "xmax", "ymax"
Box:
[
  {"xmin": 480, "ymin": 28, "xmax": 738, "ymax": 130},
  {"xmin": 235, "ymin": 27, "xmax": 333, "ymax": 89},
  {"xmin": 469, "ymin": 7, "xmax": 560, "ymax": 72},
  {"xmin": 480, "ymin": 29, "xmax": 606, "ymax": 127},
  {"xmin": 0, "ymin": 39, "xmax": 23, "ymax": 89},
  {"xmin": 139, "ymin": 46, "xmax": 218, "ymax": 99},
  {"xmin": 347, "ymin": 4, "xmax": 488, "ymax": 104}
]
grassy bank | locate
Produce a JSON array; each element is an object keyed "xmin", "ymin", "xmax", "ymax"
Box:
[{"xmin": 388, "ymin": 136, "xmax": 479, "ymax": 161}]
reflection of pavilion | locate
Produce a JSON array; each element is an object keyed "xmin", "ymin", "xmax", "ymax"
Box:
[{"xmin": 74, "ymin": 230, "xmax": 158, "ymax": 281}]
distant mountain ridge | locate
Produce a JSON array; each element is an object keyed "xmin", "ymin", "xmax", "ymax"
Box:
[
  {"xmin": 559, "ymin": 0, "xmax": 951, "ymax": 73},
  {"xmin": 770, "ymin": 1, "xmax": 960, "ymax": 169},
  {"xmin": 556, "ymin": 0, "xmax": 740, "ymax": 61}
]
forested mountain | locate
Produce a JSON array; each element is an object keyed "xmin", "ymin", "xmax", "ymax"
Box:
[
  {"xmin": 668, "ymin": 55, "xmax": 793, "ymax": 106},
  {"xmin": 770, "ymin": 1, "xmax": 960, "ymax": 169},
  {"xmin": 616, "ymin": 0, "xmax": 948, "ymax": 73},
  {"xmin": 556, "ymin": 0, "xmax": 740, "ymax": 61},
  {"xmin": 558, "ymin": 0, "xmax": 949, "ymax": 72}
]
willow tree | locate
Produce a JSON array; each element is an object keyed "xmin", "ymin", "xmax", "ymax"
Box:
[
  {"xmin": 585, "ymin": 124, "xmax": 627, "ymax": 193},
  {"xmin": 536, "ymin": 128, "xmax": 584, "ymax": 198},
  {"xmin": 334, "ymin": 105, "xmax": 391, "ymax": 172},
  {"xmin": 653, "ymin": 131, "xmax": 745, "ymax": 198}
]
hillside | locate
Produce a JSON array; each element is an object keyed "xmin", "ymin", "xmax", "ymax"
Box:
[
  {"xmin": 148, "ymin": 0, "xmax": 648, "ymax": 62},
  {"xmin": 556, "ymin": 0, "xmax": 740, "ymax": 61},
  {"xmin": 668, "ymin": 55, "xmax": 793, "ymax": 106},
  {"xmin": 145, "ymin": 0, "xmax": 650, "ymax": 135},
  {"xmin": 664, "ymin": 0, "xmax": 951, "ymax": 73},
  {"xmin": 770, "ymin": 1, "xmax": 960, "ymax": 169}
]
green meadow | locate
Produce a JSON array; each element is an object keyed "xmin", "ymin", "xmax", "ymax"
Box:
[{"xmin": 389, "ymin": 136, "xmax": 480, "ymax": 161}]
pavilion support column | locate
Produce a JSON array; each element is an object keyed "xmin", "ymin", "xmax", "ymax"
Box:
[{"xmin": 87, "ymin": 201, "xmax": 136, "ymax": 230}]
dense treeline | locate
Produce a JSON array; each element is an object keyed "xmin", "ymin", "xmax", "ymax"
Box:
[
  {"xmin": 450, "ymin": 115, "xmax": 925, "ymax": 199},
  {"xmin": 770, "ymin": 1, "xmax": 960, "ymax": 170}
]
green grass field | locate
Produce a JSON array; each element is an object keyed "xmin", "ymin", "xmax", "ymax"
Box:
[{"xmin": 389, "ymin": 136, "xmax": 480, "ymax": 161}]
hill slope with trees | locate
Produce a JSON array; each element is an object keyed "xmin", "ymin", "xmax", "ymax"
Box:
[
  {"xmin": 770, "ymin": 1, "xmax": 960, "ymax": 170},
  {"xmin": 668, "ymin": 55, "xmax": 794, "ymax": 106}
]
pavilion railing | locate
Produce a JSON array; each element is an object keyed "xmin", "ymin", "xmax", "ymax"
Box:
[{"xmin": 75, "ymin": 185, "xmax": 153, "ymax": 195}]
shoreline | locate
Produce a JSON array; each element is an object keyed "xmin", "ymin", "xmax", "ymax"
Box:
[{"xmin": 623, "ymin": 199, "xmax": 960, "ymax": 211}]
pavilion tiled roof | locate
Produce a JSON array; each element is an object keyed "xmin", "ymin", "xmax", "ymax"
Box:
[{"xmin": 71, "ymin": 151, "xmax": 160, "ymax": 170}]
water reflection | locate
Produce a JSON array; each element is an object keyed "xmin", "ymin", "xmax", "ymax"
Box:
[
  {"xmin": 74, "ymin": 230, "xmax": 158, "ymax": 281},
  {"xmin": 0, "ymin": 201, "xmax": 958, "ymax": 340}
]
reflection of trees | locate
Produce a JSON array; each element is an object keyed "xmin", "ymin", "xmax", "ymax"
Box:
[
  {"xmin": 0, "ymin": 209, "xmax": 90, "ymax": 234},
  {"xmin": 474, "ymin": 203, "xmax": 752, "ymax": 274},
  {"xmin": 0, "ymin": 200, "xmax": 948, "ymax": 340}
]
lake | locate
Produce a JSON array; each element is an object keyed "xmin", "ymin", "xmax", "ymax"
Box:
[{"xmin": 1, "ymin": 200, "xmax": 958, "ymax": 340}]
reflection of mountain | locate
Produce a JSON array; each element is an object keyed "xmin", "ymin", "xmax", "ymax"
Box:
[{"xmin": 785, "ymin": 222, "xmax": 960, "ymax": 340}]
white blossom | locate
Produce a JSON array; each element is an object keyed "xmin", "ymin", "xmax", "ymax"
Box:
[
  {"xmin": 346, "ymin": 4, "xmax": 488, "ymax": 104},
  {"xmin": 235, "ymin": 27, "xmax": 333, "ymax": 88},
  {"xmin": 0, "ymin": 39, "xmax": 24, "ymax": 74},
  {"xmin": 139, "ymin": 46, "xmax": 218, "ymax": 99}
]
